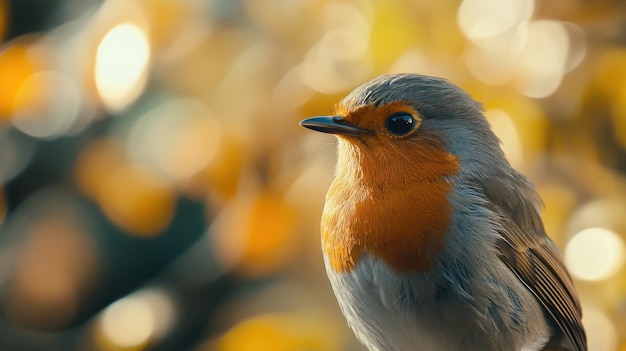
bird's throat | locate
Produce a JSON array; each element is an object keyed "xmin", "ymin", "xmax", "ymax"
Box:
[{"xmin": 322, "ymin": 140, "xmax": 460, "ymax": 274}]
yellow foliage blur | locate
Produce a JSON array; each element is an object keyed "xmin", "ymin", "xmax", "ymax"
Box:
[{"xmin": 0, "ymin": 0, "xmax": 624, "ymax": 350}]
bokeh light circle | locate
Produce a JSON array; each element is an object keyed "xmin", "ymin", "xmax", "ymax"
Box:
[
  {"xmin": 95, "ymin": 22, "xmax": 151, "ymax": 112},
  {"xmin": 565, "ymin": 227, "xmax": 626, "ymax": 282}
]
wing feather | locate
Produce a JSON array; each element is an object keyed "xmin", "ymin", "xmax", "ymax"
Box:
[{"xmin": 477, "ymin": 175, "xmax": 587, "ymax": 351}]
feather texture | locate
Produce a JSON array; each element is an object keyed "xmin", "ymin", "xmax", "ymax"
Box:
[{"xmin": 476, "ymin": 175, "xmax": 587, "ymax": 351}]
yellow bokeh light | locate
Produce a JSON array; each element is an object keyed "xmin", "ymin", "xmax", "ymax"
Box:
[
  {"xmin": 75, "ymin": 139, "xmax": 127, "ymax": 200},
  {"xmin": 214, "ymin": 313, "xmax": 341, "ymax": 351},
  {"xmin": 566, "ymin": 199, "xmax": 626, "ymax": 237},
  {"xmin": 582, "ymin": 306, "xmax": 618, "ymax": 351},
  {"xmin": 98, "ymin": 164, "xmax": 176, "ymax": 236},
  {"xmin": 0, "ymin": 40, "xmax": 41, "ymax": 118},
  {"xmin": 369, "ymin": 0, "xmax": 422, "ymax": 70},
  {"xmin": 127, "ymin": 99, "xmax": 222, "ymax": 182},
  {"xmin": 485, "ymin": 108, "xmax": 523, "ymax": 168},
  {"xmin": 565, "ymin": 228, "xmax": 626, "ymax": 282},
  {"xmin": 11, "ymin": 70, "xmax": 81, "ymax": 139},
  {"xmin": 95, "ymin": 23, "xmax": 151, "ymax": 112},
  {"xmin": 200, "ymin": 131, "xmax": 246, "ymax": 200},
  {"xmin": 99, "ymin": 297, "xmax": 154, "ymax": 350},
  {"xmin": 212, "ymin": 192, "xmax": 299, "ymax": 277},
  {"xmin": 300, "ymin": 3, "xmax": 372, "ymax": 94},
  {"xmin": 459, "ymin": 0, "xmax": 586, "ymax": 98},
  {"xmin": 464, "ymin": 36, "xmax": 518, "ymax": 85},
  {"xmin": 515, "ymin": 20, "xmax": 570, "ymax": 98},
  {"xmin": 458, "ymin": 0, "xmax": 534, "ymax": 40},
  {"xmin": 97, "ymin": 288, "xmax": 176, "ymax": 351}
]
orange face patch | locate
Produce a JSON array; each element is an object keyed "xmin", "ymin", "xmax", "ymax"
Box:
[
  {"xmin": 334, "ymin": 100, "xmax": 421, "ymax": 139},
  {"xmin": 321, "ymin": 101, "xmax": 460, "ymax": 274}
]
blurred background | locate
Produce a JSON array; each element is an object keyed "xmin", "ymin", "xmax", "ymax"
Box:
[{"xmin": 0, "ymin": 0, "xmax": 624, "ymax": 350}]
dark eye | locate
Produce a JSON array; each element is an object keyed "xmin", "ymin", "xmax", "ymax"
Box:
[{"xmin": 385, "ymin": 113, "xmax": 415, "ymax": 135}]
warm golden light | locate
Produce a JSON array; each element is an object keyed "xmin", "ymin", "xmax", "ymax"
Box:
[
  {"xmin": 214, "ymin": 313, "xmax": 342, "ymax": 351},
  {"xmin": 459, "ymin": 0, "xmax": 586, "ymax": 98},
  {"xmin": 212, "ymin": 192, "xmax": 299, "ymax": 277},
  {"xmin": 565, "ymin": 228, "xmax": 626, "ymax": 282},
  {"xmin": 582, "ymin": 306, "xmax": 618, "ymax": 351},
  {"xmin": 11, "ymin": 70, "xmax": 81, "ymax": 139},
  {"xmin": 0, "ymin": 41, "xmax": 41, "ymax": 118},
  {"xmin": 97, "ymin": 164, "xmax": 176, "ymax": 236},
  {"xmin": 300, "ymin": 3, "xmax": 371, "ymax": 94},
  {"xmin": 127, "ymin": 99, "xmax": 222, "ymax": 182},
  {"xmin": 99, "ymin": 296, "xmax": 154, "ymax": 349},
  {"xmin": 75, "ymin": 138, "xmax": 127, "ymax": 199},
  {"xmin": 458, "ymin": 0, "xmax": 533, "ymax": 40},
  {"xmin": 95, "ymin": 23, "xmax": 150, "ymax": 112},
  {"xmin": 0, "ymin": 1, "xmax": 623, "ymax": 350},
  {"xmin": 97, "ymin": 288, "xmax": 176, "ymax": 351},
  {"xmin": 515, "ymin": 20, "xmax": 570, "ymax": 98},
  {"xmin": 485, "ymin": 109, "xmax": 523, "ymax": 168}
]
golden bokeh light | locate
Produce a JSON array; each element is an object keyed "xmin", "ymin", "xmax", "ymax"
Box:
[
  {"xmin": 198, "ymin": 130, "xmax": 247, "ymax": 200},
  {"xmin": 243, "ymin": 0, "xmax": 310, "ymax": 41},
  {"xmin": 460, "ymin": 0, "xmax": 586, "ymax": 98},
  {"xmin": 0, "ymin": 39, "xmax": 42, "ymax": 118},
  {"xmin": 11, "ymin": 70, "xmax": 81, "ymax": 139},
  {"xmin": 566, "ymin": 199, "xmax": 626, "ymax": 237},
  {"xmin": 565, "ymin": 228, "xmax": 626, "ymax": 282},
  {"xmin": 369, "ymin": 0, "xmax": 422, "ymax": 71},
  {"xmin": 98, "ymin": 298, "xmax": 153, "ymax": 350},
  {"xmin": 97, "ymin": 164, "xmax": 176, "ymax": 236},
  {"xmin": 583, "ymin": 305, "xmax": 618, "ymax": 351},
  {"xmin": 300, "ymin": 3, "xmax": 372, "ymax": 94},
  {"xmin": 212, "ymin": 192, "xmax": 299, "ymax": 277},
  {"xmin": 132, "ymin": 0, "xmax": 194, "ymax": 51},
  {"xmin": 484, "ymin": 109, "xmax": 523, "ymax": 168},
  {"xmin": 96, "ymin": 288, "xmax": 176, "ymax": 351},
  {"xmin": 95, "ymin": 23, "xmax": 151, "ymax": 112},
  {"xmin": 75, "ymin": 138, "xmax": 127, "ymax": 200},
  {"xmin": 514, "ymin": 20, "xmax": 570, "ymax": 98},
  {"xmin": 213, "ymin": 313, "xmax": 342, "ymax": 351},
  {"xmin": 536, "ymin": 183, "xmax": 578, "ymax": 246},
  {"xmin": 458, "ymin": 0, "xmax": 533, "ymax": 40},
  {"xmin": 127, "ymin": 99, "xmax": 222, "ymax": 182}
]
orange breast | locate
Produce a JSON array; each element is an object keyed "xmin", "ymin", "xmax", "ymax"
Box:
[{"xmin": 321, "ymin": 136, "xmax": 460, "ymax": 274}]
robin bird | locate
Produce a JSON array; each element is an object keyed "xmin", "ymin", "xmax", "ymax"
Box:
[{"xmin": 300, "ymin": 74, "xmax": 586, "ymax": 351}]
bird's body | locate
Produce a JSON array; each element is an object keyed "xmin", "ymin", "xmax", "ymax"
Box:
[{"xmin": 301, "ymin": 74, "xmax": 586, "ymax": 351}]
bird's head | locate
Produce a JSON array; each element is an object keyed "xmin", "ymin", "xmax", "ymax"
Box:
[
  {"xmin": 300, "ymin": 74, "xmax": 514, "ymax": 273},
  {"xmin": 301, "ymin": 73, "xmax": 508, "ymax": 184}
]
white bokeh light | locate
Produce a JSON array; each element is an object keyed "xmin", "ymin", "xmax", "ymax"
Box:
[
  {"xmin": 95, "ymin": 23, "xmax": 150, "ymax": 112},
  {"xmin": 458, "ymin": 0, "xmax": 534, "ymax": 40},
  {"xmin": 582, "ymin": 306, "xmax": 618, "ymax": 351},
  {"xmin": 565, "ymin": 227, "xmax": 626, "ymax": 282},
  {"xmin": 99, "ymin": 288, "xmax": 176, "ymax": 348},
  {"xmin": 100, "ymin": 294, "xmax": 154, "ymax": 348}
]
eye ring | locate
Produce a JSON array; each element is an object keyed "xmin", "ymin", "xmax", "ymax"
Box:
[{"xmin": 385, "ymin": 113, "xmax": 416, "ymax": 136}]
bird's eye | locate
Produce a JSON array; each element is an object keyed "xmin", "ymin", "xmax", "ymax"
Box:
[{"xmin": 385, "ymin": 113, "xmax": 415, "ymax": 136}]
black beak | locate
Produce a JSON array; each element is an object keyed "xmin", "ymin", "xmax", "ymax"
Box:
[{"xmin": 299, "ymin": 116, "xmax": 369, "ymax": 136}]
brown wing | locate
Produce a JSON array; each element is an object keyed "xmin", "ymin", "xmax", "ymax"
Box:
[{"xmin": 477, "ymin": 175, "xmax": 587, "ymax": 351}]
